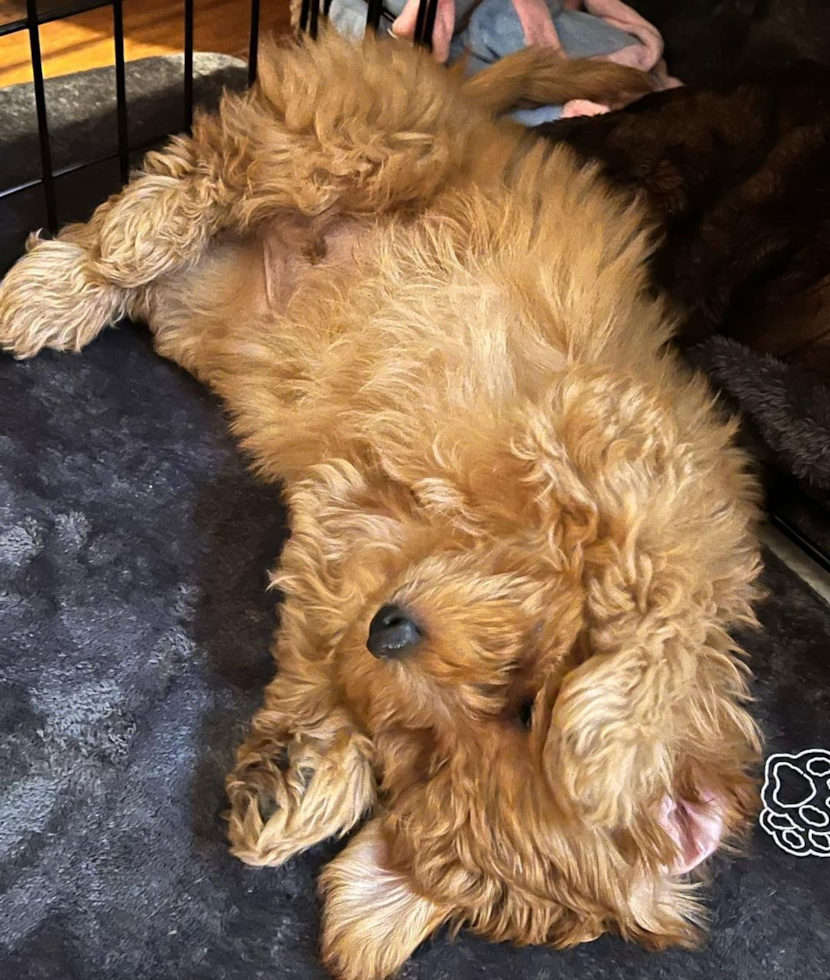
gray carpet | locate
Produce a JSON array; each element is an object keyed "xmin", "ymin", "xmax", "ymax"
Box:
[{"xmin": 1, "ymin": 325, "xmax": 829, "ymax": 980}]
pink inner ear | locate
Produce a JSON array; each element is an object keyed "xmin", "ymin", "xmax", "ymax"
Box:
[{"xmin": 658, "ymin": 791, "xmax": 726, "ymax": 874}]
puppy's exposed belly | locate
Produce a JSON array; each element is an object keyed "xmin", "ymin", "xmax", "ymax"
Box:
[
  {"xmin": 256, "ymin": 216, "xmax": 374, "ymax": 316},
  {"xmin": 138, "ymin": 214, "xmax": 377, "ymax": 378}
]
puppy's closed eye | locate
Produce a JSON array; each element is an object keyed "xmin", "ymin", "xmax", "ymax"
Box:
[{"xmin": 518, "ymin": 700, "xmax": 534, "ymax": 730}]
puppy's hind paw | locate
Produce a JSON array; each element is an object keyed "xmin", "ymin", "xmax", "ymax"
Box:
[{"xmin": 0, "ymin": 233, "xmax": 125, "ymax": 358}]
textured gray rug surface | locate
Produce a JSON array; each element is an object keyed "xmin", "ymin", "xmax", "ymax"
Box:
[{"xmin": 1, "ymin": 325, "xmax": 829, "ymax": 980}]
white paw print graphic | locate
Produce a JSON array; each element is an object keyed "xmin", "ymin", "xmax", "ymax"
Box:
[{"xmin": 760, "ymin": 749, "xmax": 830, "ymax": 857}]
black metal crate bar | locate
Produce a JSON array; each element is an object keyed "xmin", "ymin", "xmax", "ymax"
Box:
[{"xmin": 0, "ymin": 0, "xmax": 265, "ymax": 231}]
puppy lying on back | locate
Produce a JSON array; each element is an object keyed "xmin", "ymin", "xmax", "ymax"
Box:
[
  {"xmin": 538, "ymin": 60, "xmax": 830, "ymax": 374},
  {"xmin": 0, "ymin": 33, "xmax": 761, "ymax": 980}
]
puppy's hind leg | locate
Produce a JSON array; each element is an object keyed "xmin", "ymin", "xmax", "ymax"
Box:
[
  {"xmin": 1, "ymin": 30, "xmax": 480, "ymax": 360},
  {"xmin": 0, "ymin": 218, "xmax": 128, "ymax": 359},
  {"xmin": 0, "ymin": 134, "xmax": 223, "ymax": 359}
]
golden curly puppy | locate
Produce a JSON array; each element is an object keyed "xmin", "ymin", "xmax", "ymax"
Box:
[{"xmin": 0, "ymin": 32, "xmax": 762, "ymax": 980}]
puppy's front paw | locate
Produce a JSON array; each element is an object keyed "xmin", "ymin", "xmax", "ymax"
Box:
[
  {"xmin": 225, "ymin": 728, "xmax": 374, "ymax": 868},
  {"xmin": 225, "ymin": 737, "xmax": 297, "ymax": 867},
  {"xmin": 0, "ymin": 235, "xmax": 124, "ymax": 358}
]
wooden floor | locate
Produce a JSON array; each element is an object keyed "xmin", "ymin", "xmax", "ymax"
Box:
[{"xmin": 0, "ymin": 0, "xmax": 292, "ymax": 88}]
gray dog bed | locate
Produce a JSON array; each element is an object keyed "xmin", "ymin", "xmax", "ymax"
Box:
[
  {"xmin": 1, "ymin": 46, "xmax": 830, "ymax": 980},
  {"xmin": 2, "ymin": 324, "xmax": 830, "ymax": 980}
]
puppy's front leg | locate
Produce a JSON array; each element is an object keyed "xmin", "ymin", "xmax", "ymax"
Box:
[{"xmin": 225, "ymin": 586, "xmax": 375, "ymax": 867}]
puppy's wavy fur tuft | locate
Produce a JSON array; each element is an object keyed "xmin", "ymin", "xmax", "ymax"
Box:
[{"xmin": 0, "ymin": 31, "xmax": 761, "ymax": 980}]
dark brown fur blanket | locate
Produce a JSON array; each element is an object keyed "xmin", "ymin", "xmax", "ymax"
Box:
[{"xmin": 539, "ymin": 60, "xmax": 830, "ymax": 374}]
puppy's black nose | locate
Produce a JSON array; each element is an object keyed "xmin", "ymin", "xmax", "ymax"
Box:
[{"xmin": 367, "ymin": 604, "xmax": 423, "ymax": 659}]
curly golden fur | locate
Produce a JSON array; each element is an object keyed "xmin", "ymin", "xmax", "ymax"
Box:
[{"xmin": 0, "ymin": 31, "xmax": 762, "ymax": 980}]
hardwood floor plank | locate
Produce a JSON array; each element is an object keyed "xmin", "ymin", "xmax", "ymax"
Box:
[{"xmin": 0, "ymin": 0, "xmax": 291, "ymax": 88}]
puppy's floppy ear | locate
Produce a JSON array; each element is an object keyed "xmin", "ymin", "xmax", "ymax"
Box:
[
  {"xmin": 527, "ymin": 369, "xmax": 762, "ymax": 875},
  {"xmin": 543, "ymin": 614, "xmax": 759, "ymax": 874},
  {"xmin": 319, "ymin": 820, "xmax": 449, "ymax": 980}
]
